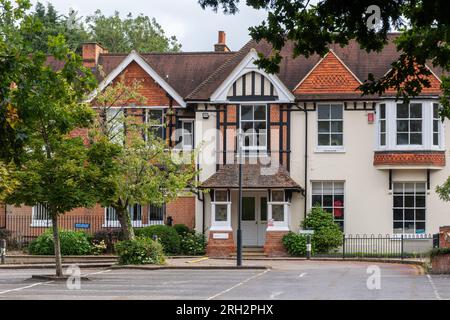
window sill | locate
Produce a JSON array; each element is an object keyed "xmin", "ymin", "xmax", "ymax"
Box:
[
  {"xmin": 30, "ymin": 222, "xmax": 52, "ymax": 228},
  {"xmin": 210, "ymin": 225, "xmax": 232, "ymax": 232},
  {"xmin": 314, "ymin": 147, "xmax": 345, "ymax": 154}
]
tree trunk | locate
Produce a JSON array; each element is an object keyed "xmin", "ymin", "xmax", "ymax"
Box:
[
  {"xmin": 51, "ymin": 214, "xmax": 63, "ymax": 277},
  {"xmin": 116, "ymin": 206, "xmax": 135, "ymax": 241}
]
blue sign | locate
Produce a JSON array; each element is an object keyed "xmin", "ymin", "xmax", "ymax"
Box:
[{"xmin": 75, "ymin": 223, "xmax": 90, "ymax": 229}]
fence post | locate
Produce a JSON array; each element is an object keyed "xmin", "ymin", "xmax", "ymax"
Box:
[
  {"xmin": 401, "ymin": 234, "xmax": 404, "ymax": 261},
  {"xmin": 0, "ymin": 239, "xmax": 6, "ymax": 264},
  {"xmin": 342, "ymin": 234, "xmax": 346, "ymax": 259}
]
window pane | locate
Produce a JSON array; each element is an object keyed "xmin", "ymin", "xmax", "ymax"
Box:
[
  {"xmin": 380, "ymin": 121, "xmax": 386, "ymax": 132},
  {"xmin": 393, "ymin": 209, "xmax": 403, "ymax": 220},
  {"xmin": 242, "ymin": 197, "xmax": 255, "ymax": 221},
  {"xmin": 330, "ymin": 105, "xmax": 343, "ymax": 119},
  {"xmin": 334, "ymin": 182, "xmax": 344, "ymax": 194},
  {"xmin": 150, "ymin": 205, "xmax": 164, "ymax": 221},
  {"xmin": 393, "ymin": 221, "xmax": 403, "ymax": 234},
  {"xmin": 404, "ymin": 221, "xmax": 415, "ymax": 234},
  {"xmin": 393, "ymin": 196, "xmax": 403, "ymax": 207},
  {"xmin": 330, "ymin": 121, "xmax": 343, "ymax": 132},
  {"xmin": 312, "ymin": 182, "xmax": 322, "ymax": 193},
  {"xmin": 318, "ymin": 134, "xmax": 330, "ymax": 146},
  {"xmin": 397, "ymin": 104, "xmax": 409, "ymax": 118},
  {"xmin": 323, "ymin": 182, "xmax": 333, "ymax": 193},
  {"xmin": 410, "ymin": 133, "xmax": 422, "ymax": 144},
  {"xmin": 271, "ymin": 190, "xmax": 284, "ymax": 202},
  {"xmin": 410, "ymin": 103, "xmax": 422, "ymax": 118},
  {"xmin": 323, "ymin": 195, "xmax": 333, "ymax": 207},
  {"xmin": 416, "ymin": 222, "xmax": 425, "ymax": 234},
  {"xmin": 318, "ymin": 121, "xmax": 330, "ymax": 133},
  {"xmin": 379, "ymin": 104, "xmax": 386, "ymax": 118},
  {"xmin": 415, "ymin": 196, "xmax": 425, "ymax": 208},
  {"xmin": 215, "ymin": 190, "xmax": 228, "ymax": 202},
  {"xmin": 260, "ymin": 197, "xmax": 267, "ymax": 221},
  {"xmin": 330, "ymin": 134, "xmax": 343, "ymax": 146},
  {"xmin": 311, "ymin": 195, "xmax": 322, "ymax": 207},
  {"xmin": 397, "ymin": 120, "xmax": 408, "ymax": 132},
  {"xmin": 241, "ymin": 122, "xmax": 253, "ymax": 131},
  {"xmin": 215, "ymin": 204, "xmax": 228, "ymax": 221},
  {"xmin": 334, "ymin": 195, "xmax": 344, "ymax": 207},
  {"xmin": 416, "ymin": 209, "xmax": 425, "ymax": 221},
  {"xmin": 433, "ymin": 133, "xmax": 439, "ymax": 146},
  {"xmin": 272, "ymin": 204, "xmax": 284, "ymax": 221},
  {"xmin": 410, "ymin": 120, "xmax": 421, "ymax": 132},
  {"xmin": 254, "ymin": 105, "xmax": 266, "ymax": 120},
  {"xmin": 405, "ymin": 196, "xmax": 414, "ymax": 207},
  {"xmin": 405, "ymin": 209, "xmax": 414, "ymax": 220},
  {"xmin": 318, "ymin": 105, "xmax": 330, "ymax": 119},
  {"xmin": 380, "ymin": 133, "xmax": 386, "ymax": 146},
  {"xmin": 416, "ymin": 183, "xmax": 426, "ymax": 193},
  {"xmin": 397, "ymin": 133, "xmax": 408, "ymax": 145},
  {"xmin": 333, "ymin": 207, "xmax": 344, "ymax": 219}
]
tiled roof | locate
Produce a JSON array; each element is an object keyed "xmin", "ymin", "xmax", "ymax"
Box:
[{"xmin": 199, "ymin": 164, "xmax": 303, "ymax": 190}]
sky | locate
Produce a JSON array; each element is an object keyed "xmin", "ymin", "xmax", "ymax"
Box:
[{"xmin": 29, "ymin": 0, "xmax": 268, "ymax": 52}]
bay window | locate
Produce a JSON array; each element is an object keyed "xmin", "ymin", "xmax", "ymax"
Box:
[{"xmin": 396, "ymin": 103, "xmax": 422, "ymax": 145}]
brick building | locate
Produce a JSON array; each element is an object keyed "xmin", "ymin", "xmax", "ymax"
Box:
[{"xmin": 1, "ymin": 31, "xmax": 450, "ymax": 256}]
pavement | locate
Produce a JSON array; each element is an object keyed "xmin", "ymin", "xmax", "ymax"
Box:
[{"xmin": 0, "ymin": 260, "xmax": 449, "ymax": 300}]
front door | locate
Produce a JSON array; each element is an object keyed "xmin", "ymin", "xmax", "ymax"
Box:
[{"xmin": 242, "ymin": 194, "xmax": 267, "ymax": 247}]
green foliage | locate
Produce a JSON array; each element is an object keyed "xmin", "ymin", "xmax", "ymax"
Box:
[
  {"xmin": 0, "ymin": 228, "xmax": 11, "ymax": 240},
  {"xmin": 135, "ymin": 225, "xmax": 181, "ymax": 254},
  {"xmin": 282, "ymin": 232, "xmax": 310, "ymax": 256},
  {"xmin": 173, "ymin": 224, "xmax": 190, "ymax": 236},
  {"xmin": 180, "ymin": 232, "xmax": 206, "ymax": 256},
  {"xmin": 86, "ymin": 10, "xmax": 181, "ymax": 53},
  {"xmin": 115, "ymin": 237, "xmax": 165, "ymax": 265},
  {"xmin": 28, "ymin": 229, "xmax": 92, "ymax": 255},
  {"xmin": 302, "ymin": 206, "xmax": 343, "ymax": 254},
  {"xmin": 430, "ymin": 247, "xmax": 450, "ymax": 257}
]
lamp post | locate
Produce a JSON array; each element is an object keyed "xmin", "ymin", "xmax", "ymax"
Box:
[{"xmin": 236, "ymin": 131, "xmax": 243, "ymax": 267}]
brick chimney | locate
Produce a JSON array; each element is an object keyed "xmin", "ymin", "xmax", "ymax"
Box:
[
  {"xmin": 82, "ymin": 42, "xmax": 108, "ymax": 68},
  {"xmin": 214, "ymin": 31, "xmax": 230, "ymax": 52}
]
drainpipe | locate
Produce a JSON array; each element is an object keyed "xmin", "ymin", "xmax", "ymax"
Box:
[{"xmin": 304, "ymin": 105, "xmax": 308, "ymax": 220}]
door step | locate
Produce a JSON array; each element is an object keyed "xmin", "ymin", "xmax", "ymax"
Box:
[{"xmin": 229, "ymin": 247, "xmax": 267, "ymax": 257}]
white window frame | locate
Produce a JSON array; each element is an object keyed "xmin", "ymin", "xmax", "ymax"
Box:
[
  {"xmin": 103, "ymin": 205, "xmax": 145, "ymax": 228},
  {"xmin": 179, "ymin": 119, "xmax": 194, "ymax": 150},
  {"xmin": 392, "ymin": 182, "xmax": 426, "ymax": 236},
  {"xmin": 375, "ymin": 100, "xmax": 445, "ymax": 151},
  {"xmin": 433, "ymin": 103, "xmax": 442, "ymax": 147},
  {"xmin": 211, "ymin": 190, "xmax": 232, "ymax": 231},
  {"xmin": 378, "ymin": 103, "xmax": 387, "ymax": 148},
  {"xmin": 316, "ymin": 103, "xmax": 345, "ymax": 152},
  {"xmin": 310, "ymin": 181, "xmax": 345, "ymax": 231},
  {"xmin": 396, "ymin": 103, "xmax": 423, "ymax": 146},
  {"xmin": 149, "ymin": 204, "xmax": 165, "ymax": 225},
  {"xmin": 239, "ymin": 104, "xmax": 268, "ymax": 154},
  {"xmin": 31, "ymin": 204, "xmax": 52, "ymax": 227},
  {"xmin": 145, "ymin": 108, "xmax": 164, "ymax": 141},
  {"xmin": 267, "ymin": 189, "xmax": 289, "ymax": 231},
  {"xmin": 105, "ymin": 107, "xmax": 125, "ymax": 145}
]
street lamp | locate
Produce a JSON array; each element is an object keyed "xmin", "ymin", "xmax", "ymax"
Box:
[{"xmin": 236, "ymin": 131, "xmax": 243, "ymax": 267}]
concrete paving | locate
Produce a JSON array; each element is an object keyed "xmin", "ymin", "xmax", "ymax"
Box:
[{"xmin": 0, "ymin": 260, "xmax": 448, "ymax": 300}]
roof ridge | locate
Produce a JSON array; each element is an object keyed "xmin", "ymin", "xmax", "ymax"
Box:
[
  {"xmin": 185, "ymin": 39, "xmax": 257, "ymax": 100},
  {"xmin": 100, "ymin": 51, "xmax": 236, "ymax": 57}
]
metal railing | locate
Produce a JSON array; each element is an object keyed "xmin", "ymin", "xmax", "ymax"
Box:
[{"xmin": 0, "ymin": 214, "xmax": 166, "ymax": 250}]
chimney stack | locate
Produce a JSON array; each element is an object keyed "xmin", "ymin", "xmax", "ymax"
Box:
[
  {"xmin": 82, "ymin": 42, "xmax": 108, "ymax": 68},
  {"xmin": 214, "ymin": 31, "xmax": 230, "ymax": 52}
]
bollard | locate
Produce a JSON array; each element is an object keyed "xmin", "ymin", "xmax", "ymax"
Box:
[
  {"xmin": 306, "ymin": 235, "xmax": 311, "ymax": 260},
  {"xmin": 0, "ymin": 239, "xmax": 6, "ymax": 264}
]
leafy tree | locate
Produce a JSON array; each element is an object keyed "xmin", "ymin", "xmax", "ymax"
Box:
[
  {"xmin": 0, "ymin": 0, "xmax": 104, "ymax": 277},
  {"xmin": 86, "ymin": 10, "xmax": 181, "ymax": 53},
  {"xmin": 90, "ymin": 77, "xmax": 198, "ymax": 241},
  {"xmin": 302, "ymin": 206, "xmax": 343, "ymax": 254},
  {"xmin": 198, "ymin": 0, "xmax": 450, "ymax": 202}
]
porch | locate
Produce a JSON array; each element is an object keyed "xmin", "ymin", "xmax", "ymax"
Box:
[{"xmin": 200, "ymin": 164, "xmax": 303, "ymax": 257}]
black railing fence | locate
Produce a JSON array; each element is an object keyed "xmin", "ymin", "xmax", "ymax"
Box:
[
  {"xmin": 0, "ymin": 214, "xmax": 166, "ymax": 251},
  {"xmin": 339, "ymin": 234, "xmax": 435, "ymax": 259}
]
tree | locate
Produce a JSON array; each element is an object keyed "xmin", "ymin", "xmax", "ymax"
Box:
[
  {"xmin": 86, "ymin": 10, "xmax": 181, "ymax": 53},
  {"xmin": 90, "ymin": 77, "xmax": 198, "ymax": 240},
  {"xmin": 0, "ymin": 0, "xmax": 103, "ymax": 277},
  {"xmin": 198, "ymin": 0, "xmax": 450, "ymax": 200}
]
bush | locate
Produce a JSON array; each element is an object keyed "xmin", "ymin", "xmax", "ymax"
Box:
[
  {"xmin": 92, "ymin": 229, "xmax": 125, "ymax": 253},
  {"xmin": 180, "ymin": 232, "xmax": 206, "ymax": 255},
  {"xmin": 302, "ymin": 206, "xmax": 343, "ymax": 254},
  {"xmin": 115, "ymin": 237, "xmax": 165, "ymax": 265},
  {"xmin": 0, "ymin": 229, "xmax": 11, "ymax": 240},
  {"xmin": 282, "ymin": 232, "xmax": 310, "ymax": 256},
  {"xmin": 173, "ymin": 224, "xmax": 190, "ymax": 236},
  {"xmin": 28, "ymin": 229, "xmax": 92, "ymax": 255},
  {"xmin": 430, "ymin": 247, "xmax": 450, "ymax": 257},
  {"xmin": 135, "ymin": 225, "xmax": 181, "ymax": 254}
]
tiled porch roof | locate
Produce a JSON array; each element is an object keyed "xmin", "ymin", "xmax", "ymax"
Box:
[{"xmin": 199, "ymin": 164, "xmax": 303, "ymax": 190}]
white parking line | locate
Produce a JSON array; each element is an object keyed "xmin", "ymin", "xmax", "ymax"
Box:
[
  {"xmin": 207, "ymin": 269, "xmax": 270, "ymax": 300},
  {"xmin": 83, "ymin": 269, "xmax": 112, "ymax": 277},
  {"xmin": 298, "ymin": 273, "xmax": 307, "ymax": 278},
  {"xmin": 0, "ymin": 281, "xmax": 54, "ymax": 295},
  {"xmin": 426, "ymin": 274, "xmax": 442, "ymax": 300}
]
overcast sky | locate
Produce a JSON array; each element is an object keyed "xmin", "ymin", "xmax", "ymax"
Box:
[{"xmin": 29, "ymin": 0, "xmax": 268, "ymax": 52}]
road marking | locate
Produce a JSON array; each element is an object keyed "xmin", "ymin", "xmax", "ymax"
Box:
[
  {"xmin": 298, "ymin": 273, "xmax": 307, "ymax": 278},
  {"xmin": 207, "ymin": 269, "xmax": 270, "ymax": 300},
  {"xmin": 269, "ymin": 291, "xmax": 283, "ymax": 299},
  {"xmin": 187, "ymin": 257, "xmax": 209, "ymax": 264},
  {"xmin": 0, "ymin": 281, "xmax": 54, "ymax": 295},
  {"xmin": 426, "ymin": 274, "xmax": 442, "ymax": 300},
  {"xmin": 83, "ymin": 269, "xmax": 112, "ymax": 276}
]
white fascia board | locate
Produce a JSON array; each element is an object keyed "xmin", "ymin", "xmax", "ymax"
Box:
[
  {"xmin": 87, "ymin": 51, "xmax": 186, "ymax": 108},
  {"xmin": 210, "ymin": 49, "xmax": 295, "ymax": 103}
]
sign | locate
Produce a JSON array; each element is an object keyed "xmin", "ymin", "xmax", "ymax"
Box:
[
  {"xmin": 367, "ymin": 112, "xmax": 375, "ymax": 124},
  {"xmin": 213, "ymin": 233, "xmax": 229, "ymax": 240},
  {"xmin": 299, "ymin": 229, "xmax": 314, "ymax": 235},
  {"xmin": 75, "ymin": 223, "xmax": 90, "ymax": 229}
]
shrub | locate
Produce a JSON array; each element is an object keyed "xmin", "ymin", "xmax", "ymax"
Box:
[
  {"xmin": 135, "ymin": 225, "xmax": 181, "ymax": 254},
  {"xmin": 28, "ymin": 229, "xmax": 92, "ymax": 255},
  {"xmin": 173, "ymin": 224, "xmax": 190, "ymax": 236},
  {"xmin": 302, "ymin": 206, "xmax": 343, "ymax": 254},
  {"xmin": 180, "ymin": 232, "xmax": 206, "ymax": 255},
  {"xmin": 115, "ymin": 237, "xmax": 165, "ymax": 265},
  {"xmin": 0, "ymin": 229, "xmax": 11, "ymax": 240},
  {"xmin": 282, "ymin": 232, "xmax": 310, "ymax": 256},
  {"xmin": 92, "ymin": 229, "xmax": 124, "ymax": 253},
  {"xmin": 430, "ymin": 247, "xmax": 450, "ymax": 257}
]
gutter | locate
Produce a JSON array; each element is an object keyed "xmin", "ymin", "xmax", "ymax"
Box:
[{"xmin": 304, "ymin": 104, "xmax": 308, "ymax": 220}]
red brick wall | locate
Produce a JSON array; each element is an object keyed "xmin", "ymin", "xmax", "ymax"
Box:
[
  {"xmin": 207, "ymin": 231, "xmax": 235, "ymax": 257},
  {"xmin": 373, "ymin": 151, "xmax": 446, "ymax": 167},
  {"xmin": 264, "ymin": 231, "xmax": 289, "ymax": 256},
  {"xmin": 166, "ymin": 196, "xmax": 196, "ymax": 229},
  {"xmin": 439, "ymin": 226, "xmax": 450, "ymax": 248},
  {"xmin": 431, "ymin": 254, "xmax": 450, "ymax": 274},
  {"xmin": 0, "ymin": 203, "xmax": 5, "ymax": 228}
]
